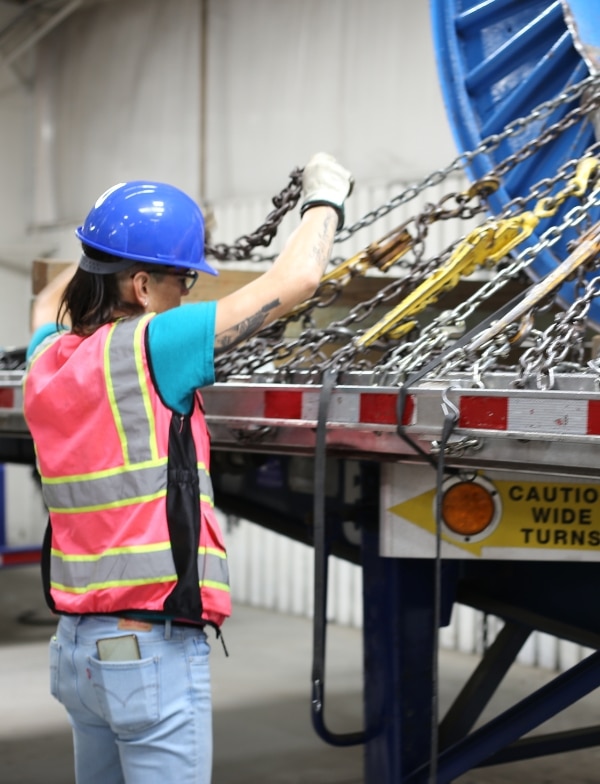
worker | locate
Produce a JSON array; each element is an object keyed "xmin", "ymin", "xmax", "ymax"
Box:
[{"xmin": 22, "ymin": 152, "xmax": 353, "ymax": 784}]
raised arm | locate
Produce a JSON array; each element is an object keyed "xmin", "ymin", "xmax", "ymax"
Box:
[
  {"xmin": 30, "ymin": 263, "xmax": 78, "ymax": 332},
  {"xmin": 214, "ymin": 153, "xmax": 353, "ymax": 354}
]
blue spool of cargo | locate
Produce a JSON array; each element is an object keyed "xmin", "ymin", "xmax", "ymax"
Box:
[{"xmin": 430, "ymin": 0, "xmax": 600, "ymax": 325}]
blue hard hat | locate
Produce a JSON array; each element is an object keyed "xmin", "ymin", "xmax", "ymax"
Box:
[{"xmin": 75, "ymin": 181, "xmax": 217, "ymax": 276}]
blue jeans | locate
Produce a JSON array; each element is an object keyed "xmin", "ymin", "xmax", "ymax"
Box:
[{"xmin": 50, "ymin": 614, "xmax": 212, "ymax": 784}]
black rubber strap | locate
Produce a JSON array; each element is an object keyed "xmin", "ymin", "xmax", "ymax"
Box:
[{"xmin": 311, "ymin": 368, "xmax": 367, "ymax": 747}]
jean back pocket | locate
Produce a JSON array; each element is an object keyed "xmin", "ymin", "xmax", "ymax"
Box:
[{"xmin": 88, "ymin": 656, "xmax": 160, "ymax": 735}]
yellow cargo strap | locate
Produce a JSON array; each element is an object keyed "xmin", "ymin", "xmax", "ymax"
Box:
[{"xmin": 355, "ymin": 157, "xmax": 599, "ymax": 348}]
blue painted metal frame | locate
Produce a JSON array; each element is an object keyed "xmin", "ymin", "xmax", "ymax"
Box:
[
  {"xmin": 361, "ymin": 534, "xmax": 459, "ymax": 782},
  {"xmin": 0, "ymin": 464, "xmax": 5, "ymax": 552},
  {"xmin": 208, "ymin": 453, "xmax": 600, "ymax": 781},
  {"xmin": 361, "ymin": 544, "xmax": 600, "ymax": 782},
  {"xmin": 430, "ymin": 0, "xmax": 600, "ymax": 325},
  {"xmin": 362, "ymin": 540, "xmax": 435, "ymax": 781},
  {"xmin": 406, "ymin": 650, "xmax": 600, "ymax": 783}
]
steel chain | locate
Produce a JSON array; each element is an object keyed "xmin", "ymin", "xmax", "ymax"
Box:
[
  {"xmin": 209, "ymin": 74, "xmax": 600, "ymax": 265},
  {"xmin": 514, "ymin": 275, "xmax": 600, "ymax": 389},
  {"xmin": 335, "ymin": 74, "xmax": 600, "ymax": 243},
  {"xmin": 390, "ymin": 185, "xmax": 600, "ymax": 382},
  {"xmin": 210, "ymin": 74, "xmax": 600, "ymax": 381},
  {"xmin": 205, "ymin": 168, "xmax": 303, "ymax": 261}
]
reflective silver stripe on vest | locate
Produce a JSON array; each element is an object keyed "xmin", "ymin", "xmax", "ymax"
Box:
[
  {"xmin": 43, "ymin": 462, "xmax": 167, "ymax": 511},
  {"xmin": 107, "ymin": 317, "xmax": 157, "ymax": 465},
  {"xmin": 202, "ymin": 467, "xmax": 214, "ymax": 504},
  {"xmin": 50, "ymin": 547, "xmax": 229, "ymax": 593},
  {"xmin": 42, "ymin": 463, "xmax": 215, "ymax": 513}
]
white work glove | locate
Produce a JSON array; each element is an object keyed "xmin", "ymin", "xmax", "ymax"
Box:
[{"xmin": 300, "ymin": 152, "xmax": 354, "ymax": 230}]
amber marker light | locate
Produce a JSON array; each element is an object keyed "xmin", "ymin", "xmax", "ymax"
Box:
[{"xmin": 441, "ymin": 480, "xmax": 497, "ymax": 538}]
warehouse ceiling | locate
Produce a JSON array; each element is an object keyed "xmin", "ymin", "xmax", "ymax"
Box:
[
  {"xmin": 0, "ymin": 0, "xmax": 101, "ymax": 273},
  {"xmin": 0, "ymin": 0, "xmax": 121, "ymax": 69},
  {"xmin": 0, "ymin": 0, "xmax": 86, "ymax": 67}
]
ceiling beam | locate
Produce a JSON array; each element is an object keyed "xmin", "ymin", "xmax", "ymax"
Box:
[{"xmin": 1, "ymin": 0, "xmax": 81, "ymax": 67}]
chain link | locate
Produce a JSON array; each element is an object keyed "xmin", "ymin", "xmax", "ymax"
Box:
[
  {"xmin": 515, "ymin": 275, "xmax": 600, "ymax": 389},
  {"xmin": 205, "ymin": 169, "xmax": 303, "ymax": 261},
  {"xmin": 209, "ymin": 74, "xmax": 600, "ymax": 383},
  {"xmin": 335, "ymin": 74, "xmax": 600, "ymax": 243},
  {"xmin": 427, "ymin": 186, "xmax": 600, "ymax": 382},
  {"xmin": 300, "ymin": 173, "xmax": 600, "ymax": 381}
]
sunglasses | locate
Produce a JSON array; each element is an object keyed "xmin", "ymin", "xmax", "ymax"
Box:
[{"xmin": 134, "ymin": 268, "xmax": 199, "ymax": 292}]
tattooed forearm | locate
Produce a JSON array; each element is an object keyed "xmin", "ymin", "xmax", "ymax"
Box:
[
  {"xmin": 215, "ymin": 298, "xmax": 281, "ymax": 355},
  {"xmin": 309, "ymin": 213, "xmax": 337, "ymax": 274}
]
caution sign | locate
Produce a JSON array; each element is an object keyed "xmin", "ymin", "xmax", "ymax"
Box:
[
  {"xmin": 380, "ymin": 464, "xmax": 600, "ymax": 561},
  {"xmin": 505, "ymin": 483, "xmax": 600, "ymax": 548}
]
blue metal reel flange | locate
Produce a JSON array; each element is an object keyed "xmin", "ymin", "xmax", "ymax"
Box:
[{"xmin": 430, "ymin": 0, "xmax": 600, "ymax": 325}]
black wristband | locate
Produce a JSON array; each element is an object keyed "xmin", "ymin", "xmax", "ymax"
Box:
[{"xmin": 300, "ymin": 200, "xmax": 344, "ymax": 230}]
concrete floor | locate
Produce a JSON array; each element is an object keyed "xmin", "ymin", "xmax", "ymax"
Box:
[{"xmin": 1, "ymin": 567, "xmax": 600, "ymax": 783}]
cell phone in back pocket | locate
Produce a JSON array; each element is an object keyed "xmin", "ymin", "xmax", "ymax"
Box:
[{"xmin": 96, "ymin": 634, "xmax": 141, "ymax": 661}]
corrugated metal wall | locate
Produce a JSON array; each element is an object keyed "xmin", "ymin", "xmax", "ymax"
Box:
[{"xmin": 220, "ymin": 514, "xmax": 594, "ymax": 673}]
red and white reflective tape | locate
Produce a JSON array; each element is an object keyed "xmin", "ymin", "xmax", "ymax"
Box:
[
  {"xmin": 0, "ymin": 388, "xmax": 14, "ymax": 408},
  {"xmin": 260, "ymin": 389, "xmax": 414, "ymax": 426},
  {"xmin": 0, "ymin": 549, "xmax": 41, "ymax": 568},
  {"xmin": 459, "ymin": 395, "xmax": 600, "ymax": 436}
]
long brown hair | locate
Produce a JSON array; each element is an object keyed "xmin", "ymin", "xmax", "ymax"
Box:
[{"xmin": 58, "ymin": 245, "xmax": 143, "ymax": 336}]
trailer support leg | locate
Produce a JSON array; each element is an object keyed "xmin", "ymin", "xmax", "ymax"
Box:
[
  {"xmin": 406, "ymin": 648, "xmax": 600, "ymax": 783},
  {"xmin": 439, "ymin": 620, "xmax": 532, "ymax": 748},
  {"xmin": 361, "ymin": 532, "xmax": 456, "ymax": 783}
]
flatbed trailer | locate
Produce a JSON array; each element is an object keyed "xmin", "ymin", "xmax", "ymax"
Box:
[
  {"xmin": 3, "ymin": 1, "xmax": 600, "ymax": 780},
  {"xmin": 3, "ymin": 361, "xmax": 600, "ymax": 780}
]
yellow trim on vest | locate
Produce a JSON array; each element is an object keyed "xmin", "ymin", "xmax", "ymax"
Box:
[
  {"xmin": 200, "ymin": 493, "xmax": 214, "ymax": 508},
  {"xmin": 47, "ymin": 489, "xmax": 166, "ymax": 514},
  {"xmin": 134, "ymin": 314, "xmax": 160, "ymax": 463},
  {"xmin": 201, "ymin": 579, "xmax": 231, "ymax": 592},
  {"xmin": 41, "ymin": 456, "xmax": 169, "ymax": 485},
  {"xmin": 51, "ymin": 575, "xmax": 177, "ymax": 594},
  {"xmin": 52, "ymin": 576, "xmax": 231, "ymax": 595},
  {"xmin": 104, "ymin": 322, "xmax": 130, "ymax": 464},
  {"xmin": 200, "ymin": 546, "xmax": 227, "ymax": 559},
  {"xmin": 47, "ymin": 489, "xmax": 211, "ymax": 514},
  {"xmin": 51, "ymin": 541, "xmax": 171, "ymax": 562}
]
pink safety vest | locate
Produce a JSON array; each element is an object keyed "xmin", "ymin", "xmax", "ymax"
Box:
[{"xmin": 23, "ymin": 315, "xmax": 231, "ymax": 626}]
